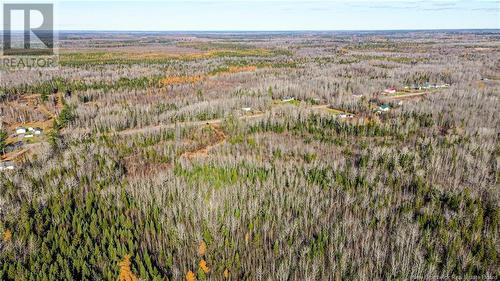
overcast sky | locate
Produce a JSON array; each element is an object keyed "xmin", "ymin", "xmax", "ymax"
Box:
[{"xmin": 2, "ymin": 0, "xmax": 500, "ymax": 31}]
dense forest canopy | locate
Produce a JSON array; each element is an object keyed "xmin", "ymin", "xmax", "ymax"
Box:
[{"xmin": 0, "ymin": 31, "xmax": 499, "ymax": 280}]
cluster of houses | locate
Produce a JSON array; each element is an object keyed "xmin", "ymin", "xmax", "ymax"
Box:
[
  {"xmin": 382, "ymin": 83, "xmax": 450, "ymax": 95},
  {"xmin": 403, "ymin": 83, "xmax": 450, "ymax": 91},
  {"xmin": 15, "ymin": 127, "xmax": 43, "ymax": 139}
]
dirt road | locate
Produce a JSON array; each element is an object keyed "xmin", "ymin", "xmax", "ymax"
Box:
[{"xmin": 379, "ymin": 92, "xmax": 428, "ymax": 101}]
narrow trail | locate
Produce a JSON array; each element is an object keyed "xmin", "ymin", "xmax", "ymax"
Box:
[{"xmin": 124, "ymin": 123, "xmax": 227, "ymax": 178}]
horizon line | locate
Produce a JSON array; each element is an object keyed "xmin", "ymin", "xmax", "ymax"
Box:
[{"xmin": 2, "ymin": 28, "xmax": 500, "ymax": 33}]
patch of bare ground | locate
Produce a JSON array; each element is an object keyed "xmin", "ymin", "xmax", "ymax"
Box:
[
  {"xmin": 181, "ymin": 123, "xmax": 227, "ymax": 160},
  {"xmin": 1, "ymin": 143, "xmax": 43, "ymax": 162},
  {"xmin": 124, "ymin": 159, "xmax": 172, "ymax": 179}
]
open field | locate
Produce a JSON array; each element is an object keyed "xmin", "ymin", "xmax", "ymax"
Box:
[{"xmin": 0, "ymin": 31, "xmax": 499, "ymax": 280}]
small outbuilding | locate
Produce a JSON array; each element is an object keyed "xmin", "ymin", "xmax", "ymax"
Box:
[
  {"xmin": 383, "ymin": 87, "xmax": 397, "ymax": 94},
  {"xmin": 16, "ymin": 127, "xmax": 27, "ymax": 135},
  {"xmin": 378, "ymin": 105, "xmax": 391, "ymax": 112}
]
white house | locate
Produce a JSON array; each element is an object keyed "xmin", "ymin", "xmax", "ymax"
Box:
[
  {"xmin": 241, "ymin": 107, "xmax": 252, "ymax": 112},
  {"xmin": 282, "ymin": 97, "xmax": 295, "ymax": 102},
  {"xmin": 384, "ymin": 87, "xmax": 397, "ymax": 94},
  {"xmin": 378, "ymin": 105, "xmax": 391, "ymax": 112},
  {"xmin": 16, "ymin": 127, "xmax": 27, "ymax": 135}
]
